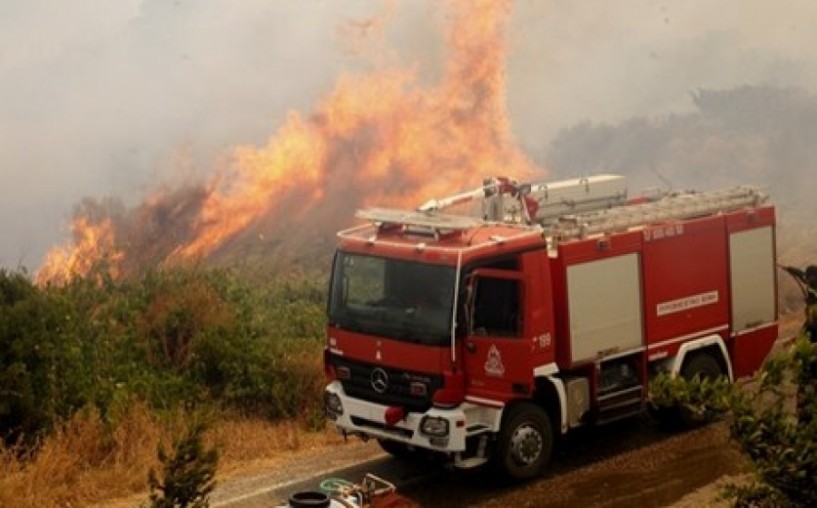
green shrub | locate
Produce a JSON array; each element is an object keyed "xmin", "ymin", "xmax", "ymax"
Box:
[
  {"xmin": 0, "ymin": 265, "xmax": 329, "ymax": 444},
  {"xmin": 0, "ymin": 270, "xmax": 90, "ymax": 441},
  {"xmin": 649, "ymin": 338, "xmax": 817, "ymax": 507},
  {"xmin": 147, "ymin": 419, "xmax": 219, "ymax": 508},
  {"xmin": 727, "ymin": 338, "xmax": 817, "ymax": 507},
  {"xmin": 649, "ymin": 369, "xmax": 732, "ymax": 420}
]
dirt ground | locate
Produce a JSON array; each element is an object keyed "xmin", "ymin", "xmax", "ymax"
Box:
[
  {"xmin": 400, "ymin": 421, "xmax": 748, "ymax": 508},
  {"xmin": 669, "ymin": 474, "xmax": 751, "ymax": 508}
]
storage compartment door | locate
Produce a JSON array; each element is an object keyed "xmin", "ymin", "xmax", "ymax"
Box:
[
  {"xmin": 729, "ymin": 226, "xmax": 776, "ymax": 331},
  {"xmin": 567, "ymin": 253, "xmax": 643, "ymax": 363}
]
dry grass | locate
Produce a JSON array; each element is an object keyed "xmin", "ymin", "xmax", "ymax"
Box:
[
  {"xmin": 0, "ymin": 404, "xmax": 343, "ymax": 508},
  {"xmin": 212, "ymin": 415, "xmax": 345, "ymax": 477}
]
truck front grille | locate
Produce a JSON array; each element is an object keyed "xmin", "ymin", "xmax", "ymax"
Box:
[{"xmin": 331, "ymin": 356, "xmax": 443, "ymax": 413}]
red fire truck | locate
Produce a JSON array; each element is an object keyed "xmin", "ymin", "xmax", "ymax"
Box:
[{"xmin": 323, "ymin": 175, "xmax": 777, "ymax": 480}]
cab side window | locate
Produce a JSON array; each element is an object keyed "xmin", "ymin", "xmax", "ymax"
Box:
[{"xmin": 472, "ymin": 277, "xmax": 521, "ymax": 337}]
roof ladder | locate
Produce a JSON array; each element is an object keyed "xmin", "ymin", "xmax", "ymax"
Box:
[
  {"xmin": 549, "ymin": 185, "xmax": 768, "ymax": 240},
  {"xmin": 355, "ymin": 207, "xmax": 485, "ymax": 239}
]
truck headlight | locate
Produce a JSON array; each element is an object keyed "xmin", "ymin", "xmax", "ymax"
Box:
[
  {"xmin": 325, "ymin": 392, "xmax": 343, "ymax": 417},
  {"xmin": 420, "ymin": 416, "xmax": 449, "ymax": 437}
]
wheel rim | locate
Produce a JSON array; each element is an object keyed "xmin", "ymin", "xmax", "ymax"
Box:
[{"xmin": 509, "ymin": 423, "xmax": 543, "ymax": 466}]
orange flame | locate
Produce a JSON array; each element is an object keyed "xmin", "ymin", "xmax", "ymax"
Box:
[
  {"xmin": 37, "ymin": 217, "xmax": 123, "ymax": 285},
  {"xmin": 38, "ymin": 0, "xmax": 542, "ymax": 283}
]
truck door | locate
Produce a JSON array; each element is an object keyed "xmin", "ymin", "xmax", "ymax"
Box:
[{"xmin": 462, "ymin": 268, "xmax": 534, "ymax": 404}]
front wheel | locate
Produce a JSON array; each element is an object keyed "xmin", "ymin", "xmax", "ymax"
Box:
[{"xmin": 493, "ymin": 402, "xmax": 553, "ymax": 481}]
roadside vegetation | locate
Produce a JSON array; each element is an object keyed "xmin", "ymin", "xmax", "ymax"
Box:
[
  {"xmin": 0, "ymin": 266, "xmax": 332, "ymax": 507},
  {"xmin": 2, "ymin": 257, "xmax": 813, "ymax": 507},
  {"xmin": 650, "ymin": 336, "xmax": 817, "ymax": 507}
]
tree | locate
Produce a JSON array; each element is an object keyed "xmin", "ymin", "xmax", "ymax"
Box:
[{"xmin": 148, "ymin": 420, "xmax": 219, "ymax": 508}]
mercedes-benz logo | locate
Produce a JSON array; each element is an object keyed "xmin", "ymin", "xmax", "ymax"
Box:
[{"xmin": 370, "ymin": 367, "xmax": 389, "ymax": 394}]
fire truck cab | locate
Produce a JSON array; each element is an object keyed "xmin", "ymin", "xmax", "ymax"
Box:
[{"xmin": 324, "ymin": 175, "xmax": 777, "ymax": 480}]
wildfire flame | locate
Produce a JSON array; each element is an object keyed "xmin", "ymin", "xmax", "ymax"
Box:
[
  {"xmin": 37, "ymin": 0, "xmax": 542, "ymax": 283},
  {"xmin": 36, "ymin": 217, "xmax": 123, "ymax": 285}
]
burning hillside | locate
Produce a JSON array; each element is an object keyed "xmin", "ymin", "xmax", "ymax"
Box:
[{"xmin": 37, "ymin": 0, "xmax": 541, "ymax": 284}]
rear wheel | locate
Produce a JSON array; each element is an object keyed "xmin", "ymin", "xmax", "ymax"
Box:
[
  {"xmin": 493, "ymin": 402, "xmax": 553, "ymax": 481},
  {"xmin": 681, "ymin": 351, "xmax": 723, "ymax": 381},
  {"xmin": 678, "ymin": 351, "xmax": 725, "ymax": 427}
]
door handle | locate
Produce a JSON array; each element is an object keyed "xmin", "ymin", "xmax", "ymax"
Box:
[{"xmin": 466, "ymin": 341, "xmax": 476, "ymax": 353}]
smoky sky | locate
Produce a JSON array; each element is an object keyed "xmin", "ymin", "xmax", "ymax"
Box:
[{"xmin": 1, "ymin": 0, "xmax": 816, "ymax": 270}]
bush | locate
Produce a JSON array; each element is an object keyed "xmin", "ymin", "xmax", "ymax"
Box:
[
  {"xmin": 727, "ymin": 337, "xmax": 817, "ymax": 507},
  {"xmin": 649, "ymin": 369, "xmax": 732, "ymax": 423},
  {"xmin": 0, "ymin": 266, "xmax": 328, "ymax": 444},
  {"xmin": 649, "ymin": 338, "xmax": 817, "ymax": 507},
  {"xmin": 0, "ymin": 270, "xmax": 90, "ymax": 441}
]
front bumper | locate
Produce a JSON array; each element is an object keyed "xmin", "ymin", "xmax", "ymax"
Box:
[{"xmin": 325, "ymin": 381, "xmax": 501, "ymax": 453}]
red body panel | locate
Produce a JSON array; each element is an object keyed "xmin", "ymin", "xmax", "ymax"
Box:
[
  {"xmin": 642, "ymin": 215, "xmax": 730, "ymax": 347},
  {"xmin": 336, "ymin": 222, "xmax": 546, "ymax": 267},
  {"xmin": 730, "ymin": 324, "xmax": 779, "ymax": 379},
  {"xmin": 328, "ymin": 327, "xmax": 450, "ymax": 374},
  {"xmin": 462, "ymin": 251, "xmax": 556, "ymax": 403},
  {"xmin": 724, "ymin": 205, "xmax": 775, "ymax": 233},
  {"xmin": 520, "ymin": 250, "xmax": 556, "ymax": 369},
  {"xmin": 551, "ymin": 230, "xmax": 643, "ymax": 367},
  {"xmin": 548, "ymin": 209, "xmax": 777, "ymax": 373}
]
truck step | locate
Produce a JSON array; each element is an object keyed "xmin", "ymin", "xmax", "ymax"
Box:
[
  {"xmin": 465, "ymin": 423, "xmax": 492, "ymax": 436},
  {"xmin": 596, "ymin": 399, "xmax": 644, "ymax": 425},
  {"xmin": 454, "ymin": 456, "xmax": 490, "ymax": 469},
  {"xmin": 456, "ymin": 434, "xmax": 490, "ymax": 469},
  {"xmin": 596, "ymin": 385, "xmax": 644, "ymax": 425}
]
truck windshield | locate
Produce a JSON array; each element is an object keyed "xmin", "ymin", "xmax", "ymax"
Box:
[{"xmin": 328, "ymin": 252, "xmax": 456, "ymax": 346}]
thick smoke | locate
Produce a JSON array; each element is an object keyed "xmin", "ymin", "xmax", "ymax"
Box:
[
  {"xmin": 545, "ymin": 85, "xmax": 817, "ymax": 311},
  {"xmin": 2, "ymin": 0, "xmax": 817, "ymax": 272},
  {"xmin": 507, "ymin": 0, "xmax": 817, "ymax": 157}
]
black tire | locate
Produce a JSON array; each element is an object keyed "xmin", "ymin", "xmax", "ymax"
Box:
[
  {"xmin": 681, "ymin": 352, "xmax": 723, "ymax": 381},
  {"xmin": 678, "ymin": 351, "xmax": 725, "ymax": 427},
  {"xmin": 376, "ymin": 438, "xmax": 418, "ymax": 460},
  {"xmin": 493, "ymin": 402, "xmax": 553, "ymax": 481},
  {"xmin": 288, "ymin": 491, "xmax": 331, "ymax": 508}
]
